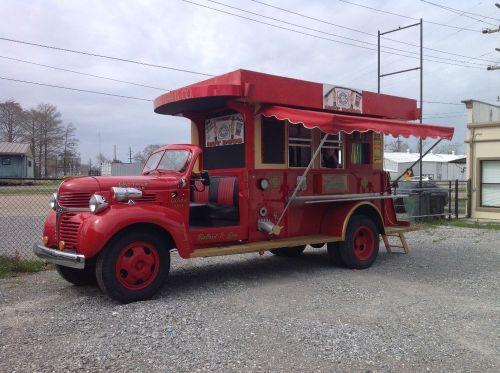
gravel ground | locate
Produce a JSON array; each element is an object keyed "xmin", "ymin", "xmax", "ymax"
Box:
[{"xmin": 0, "ymin": 226, "xmax": 499, "ymax": 372}]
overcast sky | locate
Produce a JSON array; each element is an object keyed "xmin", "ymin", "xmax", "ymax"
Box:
[{"xmin": 0, "ymin": 0, "xmax": 499, "ymax": 163}]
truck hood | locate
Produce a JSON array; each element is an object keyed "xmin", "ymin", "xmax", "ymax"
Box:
[{"xmin": 57, "ymin": 175, "xmax": 181, "ymax": 208}]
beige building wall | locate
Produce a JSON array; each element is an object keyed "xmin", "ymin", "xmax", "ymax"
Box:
[{"xmin": 464, "ymin": 100, "xmax": 500, "ymax": 220}]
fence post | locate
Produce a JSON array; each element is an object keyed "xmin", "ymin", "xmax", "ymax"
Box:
[
  {"xmin": 454, "ymin": 179, "xmax": 459, "ymax": 219},
  {"xmin": 448, "ymin": 180, "xmax": 452, "ymax": 220},
  {"xmin": 466, "ymin": 178, "xmax": 472, "ymax": 218}
]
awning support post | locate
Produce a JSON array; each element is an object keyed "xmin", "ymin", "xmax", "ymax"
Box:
[{"xmin": 276, "ymin": 133, "xmax": 330, "ymax": 227}]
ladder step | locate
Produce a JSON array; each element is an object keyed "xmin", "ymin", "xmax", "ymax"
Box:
[{"xmin": 381, "ymin": 232, "xmax": 410, "ymax": 254}]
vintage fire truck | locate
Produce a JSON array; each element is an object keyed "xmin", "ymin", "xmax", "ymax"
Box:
[{"xmin": 34, "ymin": 70, "xmax": 453, "ymax": 302}]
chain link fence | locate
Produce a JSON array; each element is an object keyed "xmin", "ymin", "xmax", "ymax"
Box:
[
  {"xmin": 393, "ymin": 179, "xmax": 470, "ymax": 221},
  {"xmin": 0, "ymin": 178, "xmax": 60, "ymax": 259},
  {"xmin": 0, "ymin": 177, "xmax": 470, "ymax": 259}
]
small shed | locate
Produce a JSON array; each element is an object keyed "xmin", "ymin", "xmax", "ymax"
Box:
[
  {"xmin": 384, "ymin": 151, "xmax": 466, "ymax": 181},
  {"xmin": 0, "ymin": 142, "xmax": 34, "ymax": 178}
]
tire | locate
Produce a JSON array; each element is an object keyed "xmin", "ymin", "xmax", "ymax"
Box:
[
  {"xmin": 56, "ymin": 264, "xmax": 96, "ymax": 286},
  {"xmin": 96, "ymin": 230, "xmax": 170, "ymax": 303},
  {"xmin": 338, "ymin": 215, "xmax": 379, "ymax": 269},
  {"xmin": 270, "ymin": 246, "xmax": 305, "ymax": 257},
  {"xmin": 326, "ymin": 242, "xmax": 344, "ymax": 267}
]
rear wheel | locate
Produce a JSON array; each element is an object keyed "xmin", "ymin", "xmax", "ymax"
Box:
[
  {"xmin": 56, "ymin": 264, "xmax": 96, "ymax": 286},
  {"xmin": 338, "ymin": 215, "xmax": 379, "ymax": 269},
  {"xmin": 96, "ymin": 230, "xmax": 170, "ymax": 303},
  {"xmin": 326, "ymin": 242, "xmax": 344, "ymax": 267},
  {"xmin": 270, "ymin": 246, "xmax": 305, "ymax": 257}
]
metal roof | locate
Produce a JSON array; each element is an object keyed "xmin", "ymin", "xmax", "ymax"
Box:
[
  {"xmin": 0, "ymin": 142, "xmax": 32, "ymax": 156},
  {"xmin": 384, "ymin": 151, "xmax": 465, "ymax": 164}
]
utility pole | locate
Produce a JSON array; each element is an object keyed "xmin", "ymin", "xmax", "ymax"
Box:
[
  {"xmin": 113, "ymin": 144, "xmax": 117, "ymax": 162},
  {"xmin": 128, "ymin": 147, "xmax": 133, "ymax": 163},
  {"xmin": 484, "ymin": 4, "xmax": 500, "ymax": 70}
]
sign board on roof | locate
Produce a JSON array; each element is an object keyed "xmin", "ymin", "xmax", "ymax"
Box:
[{"xmin": 323, "ymin": 85, "xmax": 363, "ymax": 113}]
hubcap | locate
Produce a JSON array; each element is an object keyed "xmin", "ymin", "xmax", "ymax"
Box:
[
  {"xmin": 352, "ymin": 226, "xmax": 374, "ymax": 261},
  {"xmin": 115, "ymin": 242, "xmax": 160, "ymax": 290}
]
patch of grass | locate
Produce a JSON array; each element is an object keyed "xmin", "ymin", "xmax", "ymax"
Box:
[
  {"xmin": 0, "ymin": 256, "xmax": 47, "ymax": 279},
  {"xmin": 427, "ymin": 219, "xmax": 500, "ymax": 231}
]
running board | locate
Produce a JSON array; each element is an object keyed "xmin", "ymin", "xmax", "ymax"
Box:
[{"xmin": 190, "ymin": 235, "xmax": 342, "ymax": 258}]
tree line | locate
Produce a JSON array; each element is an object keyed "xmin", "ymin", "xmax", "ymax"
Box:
[{"xmin": 0, "ymin": 99, "xmax": 80, "ymax": 177}]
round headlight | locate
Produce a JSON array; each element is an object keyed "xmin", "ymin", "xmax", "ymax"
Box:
[
  {"xmin": 49, "ymin": 193, "xmax": 57, "ymax": 210},
  {"xmin": 89, "ymin": 194, "xmax": 108, "ymax": 214}
]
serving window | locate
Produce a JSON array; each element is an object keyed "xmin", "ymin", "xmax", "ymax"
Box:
[
  {"xmin": 261, "ymin": 117, "xmax": 285, "ymax": 164},
  {"xmin": 288, "ymin": 123, "xmax": 312, "ymax": 168},
  {"xmin": 350, "ymin": 131, "xmax": 371, "ymax": 165},
  {"xmin": 320, "ymin": 134, "xmax": 343, "ymax": 169}
]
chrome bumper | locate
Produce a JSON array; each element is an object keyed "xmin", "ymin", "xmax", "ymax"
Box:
[{"xmin": 33, "ymin": 244, "xmax": 85, "ymax": 269}]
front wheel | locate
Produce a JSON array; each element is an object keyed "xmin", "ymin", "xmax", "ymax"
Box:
[
  {"xmin": 56, "ymin": 264, "xmax": 96, "ymax": 286},
  {"xmin": 96, "ymin": 231, "xmax": 170, "ymax": 303},
  {"xmin": 270, "ymin": 246, "xmax": 305, "ymax": 257},
  {"xmin": 338, "ymin": 215, "xmax": 379, "ymax": 269}
]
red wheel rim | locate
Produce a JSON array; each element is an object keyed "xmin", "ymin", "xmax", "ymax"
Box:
[
  {"xmin": 352, "ymin": 226, "xmax": 374, "ymax": 261},
  {"xmin": 115, "ymin": 241, "xmax": 160, "ymax": 290}
]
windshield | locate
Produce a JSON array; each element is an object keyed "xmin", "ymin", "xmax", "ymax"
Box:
[{"xmin": 143, "ymin": 149, "xmax": 191, "ymax": 174}]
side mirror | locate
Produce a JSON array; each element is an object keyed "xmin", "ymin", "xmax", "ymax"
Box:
[{"xmin": 200, "ymin": 170, "xmax": 210, "ymax": 186}]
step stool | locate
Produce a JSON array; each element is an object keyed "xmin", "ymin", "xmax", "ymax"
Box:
[{"xmin": 381, "ymin": 232, "xmax": 410, "ymax": 254}]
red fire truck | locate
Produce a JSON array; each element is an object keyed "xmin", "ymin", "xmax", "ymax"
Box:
[{"xmin": 34, "ymin": 70, "xmax": 454, "ymax": 303}]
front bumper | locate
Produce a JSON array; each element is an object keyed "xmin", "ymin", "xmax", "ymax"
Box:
[{"xmin": 33, "ymin": 244, "xmax": 85, "ymax": 269}]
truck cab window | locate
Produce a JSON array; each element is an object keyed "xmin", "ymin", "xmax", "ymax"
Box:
[
  {"xmin": 321, "ymin": 134, "xmax": 343, "ymax": 168},
  {"xmin": 288, "ymin": 124, "xmax": 312, "ymax": 168}
]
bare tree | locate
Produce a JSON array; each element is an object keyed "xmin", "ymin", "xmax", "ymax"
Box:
[
  {"xmin": 36, "ymin": 104, "xmax": 63, "ymax": 177},
  {"xmin": 60, "ymin": 123, "xmax": 79, "ymax": 175},
  {"xmin": 384, "ymin": 137, "xmax": 409, "ymax": 152},
  {"xmin": 0, "ymin": 100, "xmax": 26, "ymax": 142},
  {"xmin": 133, "ymin": 144, "xmax": 164, "ymax": 164},
  {"xmin": 21, "ymin": 108, "xmax": 47, "ymax": 177},
  {"xmin": 434, "ymin": 141, "xmax": 464, "ymax": 154}
]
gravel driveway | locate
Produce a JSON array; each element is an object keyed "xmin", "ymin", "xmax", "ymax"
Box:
[{"xmin": 0, "ymin": 226, "xmax": 499, "ymax": 372}]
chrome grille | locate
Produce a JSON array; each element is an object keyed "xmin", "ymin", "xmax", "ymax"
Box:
[
  {"xmin": 58, "ymin": 192, "xmax": 91, "ymax": 208},
  {"xmin": 59, "ymin": 213, "xmax": 80, "ymax": 250}
]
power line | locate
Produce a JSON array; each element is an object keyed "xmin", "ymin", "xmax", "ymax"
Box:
[
  {"xmin": 249, "ymin": 0, "xmax": 498, "ymax": 64},
  {"xmin": 420, "ymin": 0, "xmax": 500, "ymax": 25},
  {"xmin": 183, "ymin": 0, "xmax": 485, "ymax": 69},
  {"xmin": 0, "ymin": 55, "xmax": 169, "ymax": 91},
  {"xmin": 422, "ymin": 111, "xmax": 464, "ymax": 116},
  {"xmin": 0, "ymin": 36, "xmax": 214, "ymax": 77},
  {"xmin": 423, "ymin": 100, "xmax": 463, "ymax": 106},
  {"xmin": 0, "ymin": 76, "xmax": 152, "ymax": 101},
  {"xmin": 422, "ymin": 114, "xmax": 466, "ymax": 119},
  {"xmin": 0, "ymin": 76, "xmax": 467, "ymax": 109},
  {"xmin": 338, "ymin": 0, "xmax": 483, "ymax": 32},
  {"xmin": 206, "ymin": 0, "xmax": 488, "ymax": 66}
]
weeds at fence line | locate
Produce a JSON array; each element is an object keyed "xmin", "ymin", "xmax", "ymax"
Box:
[
  {"xmin": 427, "ymin": 219, "xmax": 500, "ymax": 231},
  {"xmin": 0, "ymin": 256, "xmax": 47, "ymax": 278}
]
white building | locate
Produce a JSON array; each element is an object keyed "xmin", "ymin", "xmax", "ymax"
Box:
[
  {"xmin": 384, "ymin": 151, "xmax": 466, "ymax": 181},
  {"xmin": 101, "ymin": 162, "xmax": 143, "ymax": 176},
  {"xmin": 463, "ymin": 99, "xmax": 500, "ymax": 220}
]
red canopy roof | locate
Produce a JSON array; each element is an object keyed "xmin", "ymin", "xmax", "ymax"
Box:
[{"xmin": 260, "ymin": 105, "xmax": 454, "ymax": 140}]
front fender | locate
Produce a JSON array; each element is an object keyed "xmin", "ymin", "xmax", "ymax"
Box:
[{"xmin": 79, "ymin": 204, "xmax": 189, "ymax": 259}]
